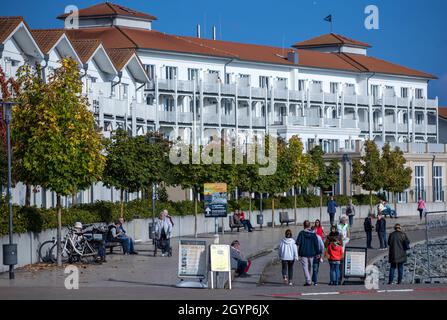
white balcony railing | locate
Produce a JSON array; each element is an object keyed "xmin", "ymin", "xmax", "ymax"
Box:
[
  {"xmin": 359, "ymin": 121, "xmax": 369, "ymax": 131},
  {"xmin": 428, "ymin": 124, "xmax": 437, "ymax": 134},
  {"xmin": 343, "ymin": 95, "xmax": 356, "ymax": 105},
  {"xmin": 101, "ymin": 97, "xmax": 128, "ymax": 116},
  {"xmin": 309, "ymin": 92, "xmax": 323, "ymax": 102},
  {"xmin": 288, "ymin": 116, "xmax": 305, "ymax": 126},
  {"xmin": 289, "ymin": 90, "xmax": 305, "ymax": 101},
  {"xmin": 221, "ymin": 84, "xmax": 236, "ymax": 95},
  {"xmin": 324, "ymin": 118, "xmax": 340, "ymax": 127},
  {"xmin": 252, "ymin": 117, "xmax": 266, "ymax": 127},
  {"xmin": 133, "ymin": 102, "xmax": 155, "ymax": 121},
  {"xmin": 324, "ymin": 93, "xmax": 337, "ymax": 104},
  {"xmin": 427, "ymin": 99, "xmax": 438, "ymax": 108},
  {"xmin": 357, "ymin": 95, "xmax": 369, "ymax": 105},
  {"xmin": 428, "ymin": 144, "xmax": 444, "ymax": 153},
  {"xmin": 274, "ymin": 89, "xmax": 288, "ymax": 100},
  {"xmin": 397, "ymin": 97, "xmax": 409, "ymax": 106},
  {"xmin": 203, "ymin": 113, "xmax": 218, "ymax": 124},
  {"xmin": 159, "ymin": 111, "xmax": 176, "ymax": 122},
  {"xmin": 178, "ymin": 112, "xmax": 193, "ymax": 123},
  {"xmin": 341, "ymin": 119, "xmax": 357, "ymax": 128},
  {"xmin": 251, "ymin": 87, "xmax": 266, "ymax": 98},
  {"xmin": 414, "ymin": 99, "xmax": 425, "ymax": 107},
  {"xmin": 384, "ymin": 96, "xmax": 396, "ymax": 105},
  {"xmin": 398, "ymin": 124, "xmax": 408, "ymax": 132},
  {"xmin": 221, "ymin": 114, "xmax": 235, "ymax": 125},
  {"xmin": 307, "ymin": 117, "xmax": 322, "ymax": 126},
  {"xmin": 238, "ymin": 86, "xmax": 250, "ymax": 97},
  {"xmin": 177, "ymin": 80, "xmax": 194, "ymax": 92},
  {"xmin": 415, "ymin": 124, "xmax": 425, "ymax": 133}
]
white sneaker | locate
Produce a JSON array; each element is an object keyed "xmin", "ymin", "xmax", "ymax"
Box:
[
  {"xmin": 289, "ymin": 282, "xmax": 293, "ymax": 286},
  {"xmin": 161, "ymin": 253, "xmax": 166, "ymax": 257}
]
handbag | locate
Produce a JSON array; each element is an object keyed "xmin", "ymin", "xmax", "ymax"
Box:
[{"xmin": 403, "ymin": 238, "xmax": 410, "ymax": 251}]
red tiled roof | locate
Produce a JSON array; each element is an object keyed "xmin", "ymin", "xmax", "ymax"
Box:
[
  {"xmin": 0, "ymin": 16, "xmax": 23, "ymax": 43},
  {"xmin": 438, "ymin": 108, "xmax": 447, "ymax": 119},
  {"xmin": 293, "ymin": 33, "xmax": 371, "ymax": 48},
  {"xmin": 57, "ymin": 2, "xmax": 157, "ymax": 21},
  {"xmin": 68, "ymin": 39, "xmax": 102, "ymax": 63},
  {"xmin": 40, "ymin": 26, "xmax": 436, "ymax": 79},
  {"xmin": 105, "ymin": 48, "xmax": 136, "ymax": 70},
  {"xmin": 31, "ymin": 29, "xmax": 65, "ymax": 53}
]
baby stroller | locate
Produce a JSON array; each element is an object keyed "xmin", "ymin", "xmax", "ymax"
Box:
[{"xmin": 153, "ymin": 237, "xmax": 172, "ymax": 257}]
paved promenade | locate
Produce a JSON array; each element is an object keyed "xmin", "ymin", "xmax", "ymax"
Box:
[{"xmin": 0, "ymin": 215, "xmax": 446, "ymax": 300}]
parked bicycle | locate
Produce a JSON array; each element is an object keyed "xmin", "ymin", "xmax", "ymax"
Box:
[
  {"xmin": 49, "ymin": 223, "xmax": 99, "ymax": 264},
  {"xmin": 38, "ymin": 237, "xmax": 56, "ymax": 263}
]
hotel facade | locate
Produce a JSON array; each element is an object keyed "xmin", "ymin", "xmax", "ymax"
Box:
[{"xmin": 0, "ymin": 2, "xmax": 445, "ymax": 207}]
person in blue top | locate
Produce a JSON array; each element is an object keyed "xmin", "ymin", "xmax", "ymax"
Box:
[{"xmin": 327, "ymin": 196, "xmax": 337, "ymax": 226}]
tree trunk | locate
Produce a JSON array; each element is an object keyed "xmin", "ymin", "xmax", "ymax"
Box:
[
  {"xmin": 319, "ymin": 193, "xmax": 323, "ymax": 222},
  {"xmin": 249, "ymin": 195, "xmax": 252, "ymax": 223},
  {"xmin": 120, "ymin": 189, "xmax": 124, "ymax": 218},
  {"xmin": 71, "ymin": 192, "xmax": 77, "ymax": 207},
  {"xmin": 194, "ymin": 190, "xmax": 198, "ymax": 238},
  {"xmin": 294, "ymin": 189, "xmax": 297, "ymax": 225},
  {"xmin": 393, "ymin": 192, "xmax": 397, "ymax": 217},
  {"xmin": 272, "ymin": 197, "xmax": 275, "ymax": 228},
  {"xmin": 369, "ymin": 190, "xmax": 373, "ymax": 214},
  {"xmin": 56, "ymin": 194, "xmax": 62, "ymax": 267},
  {"xmin": 25, "ymin": 184, "xmax": 31, "ymax": 207}
]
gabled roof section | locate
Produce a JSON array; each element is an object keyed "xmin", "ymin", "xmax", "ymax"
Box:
[
  {"xmin": 57, "ymin": 2, "xmax": 157, "ymax": 21},
  {"xmin": 292, "ymin": 33, "xmax": 371, "ymax": 49},
  {"xmin": 31, "ymin": 29, "xmax": 65, "ymax": 53},
  {"xmin": 438, "ymin": 107, "xmax": 447, "ymax": 120},
  {"xmin": 0, "ymin": 16, "xmax": 23, "ymax": 43},
  {"xmin": 342, "ymin": 53, "xmax": 437, "ymax": 79},
  {"xmin": 105, "ymin": 48, "xmax": 135, "ymax": 70},
  {"xmin": 69, "ymin": 39, "xmax": 102, "ymax": 63}
]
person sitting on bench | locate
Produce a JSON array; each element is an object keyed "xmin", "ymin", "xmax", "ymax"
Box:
[
  {"xmin": 109, "ymin": 219, "xmax": 138, "ymax": 255},
  {"xmin": 230, "ymin": 240, "xmax": 251, "ymax": 277},
  {"xmin": 234, "ymin": 209, "xmax": 254, "ymax": 232}
]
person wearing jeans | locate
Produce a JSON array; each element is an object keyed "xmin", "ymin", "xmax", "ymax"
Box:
[
  {"xmin": 364, "ymin": 213, "xmax": 374, "ymax": 249},
  {"xmin": 327, "ymin": 238, "xmax": 343, "ymax": 285},
  {"xmin": 311, "ymin": 226, "xmax": 325, "ymax": 285},
  {"xmin": 296, "ymin": 220, "xmax": 322, "ymax": 286},
  {"xmin": 327, "ymin": 196, "xmax": 337, "ymax": 226},
  {"xmin": 375, "ymin": 213, "xmax": 387, "ymax": 250},
  {"xmin": 388, "ymin": 224, "xmax": 410, "ymax": 284},
  {"xmin": 278, "ymin": 229, "xmax": 298, "ymax": 286}
]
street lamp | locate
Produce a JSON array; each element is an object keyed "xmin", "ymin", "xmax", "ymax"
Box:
[
  {"xmin": 1, "ymin": 101, "xmax": 17, "ymax": 279},
  {"xmin": 432, "ymin": 154, "xmax": 436, "ymax": 202}
]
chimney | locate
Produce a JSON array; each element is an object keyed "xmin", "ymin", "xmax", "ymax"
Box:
[
  {"xmin": 287, "ymin": 50, "xmax": 299, "ymax": 64},
  {"xmin": 196, "ymin": 24, "xmax": 201, "ymax": 38},
  {"xmin": 212, "ymin": 26, "xmax": 216, "ymax": 40}
]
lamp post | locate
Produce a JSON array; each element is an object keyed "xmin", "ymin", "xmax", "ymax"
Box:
[
  {"xmin": 432, "ymin": 154, "xmax": 436, "ymax": 202},
  {"xmin": 2, "ymin": 101, "xmax": 16, "ymax": 279},
  {"xmin": 342, "ymin": 153, "xmax": 352, "ymax": 196}
]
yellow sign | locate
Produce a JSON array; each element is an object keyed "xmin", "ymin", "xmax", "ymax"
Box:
[{"xmin": 210, "ymin": 244, "xmax": 231, "ymax": 272}]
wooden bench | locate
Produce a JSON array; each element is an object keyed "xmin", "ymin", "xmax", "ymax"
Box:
[
  {"xmin": 105, "ymin": 241, "xmax": 123, "ymax": 254},
  {"xmin": 229, "ymin": 215, "xmax": 244, "ymax": 232},
  {"xmin": 279, "ymin": 212, "xmax": 295, "ymax": 226}
]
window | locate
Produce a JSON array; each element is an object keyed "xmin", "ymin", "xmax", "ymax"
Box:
[
  {"xmin": 207, "ymin": 70, "xmax": 219, "ymax": 82},
  {"xmin": 259, "ymin": 76, "xmax": 270, "ymax": 88},
  {"xmin": 163, "ymin": 96, "xmax": 174, "ymax": 111},
  {"xmin": 330, "ymin": 82, "xmax": 339, "ymax": 94},
  {"xmin": 415, "ymin": 89, "xmax": 424, "ymax": 99},
  {"xmin": 433, "ymin": 166, "xmax": 443, "ymax": 202},
  {"xmin": 416, "ymin": 113, "xmax": 424, "ymax": 125},
  {"xmin": 345, "ymin": 83, "xmax": 355, "ymax": 95},
  {"xmin": 188, "ymin": 68, "xmax": 199, "ymax": 81},
  {"xmin": 385, "ymin": 86, "xmax": 395, "ymax": 97},
  {"xmin": 144, "ymin": 64, "xmax": 155, "ymax": 80},
  {"xmin": 121, "ymin": 84, "xmax": 128, "ymax": 99},
  {"xmin": 165, "ymin": 66, "xmax": 177, "ymax": 80},
  {"xmin": 225, "ymin": 73, "xmax": 231, "ymax": 84},
  {"xmin": 276, "ymin": 77, "xmax": 287, "ymax": 89},
  {"xmin": 371, "ymin": 85, "xmax": 379, "ymax": 98},
  {"xmin": 222, "ymin": 99, "xmax": 232, "ymax": 114},
  {"xmin": 298, "ymin": 80, "xmax": 305, "ymax": 91},
  {"xmin": 401, "ymin": 87, "xmax": 409, "ymax": 98},
  {"xmin": 239, "ymin": 74, "xmax": 250, "ymax": 86},
  {"xmin": 415, "ymin": 166, "xmax": 425, "ymax": 200},
  {"xmin": 311, "ymin": 81, "xmax": 322, "ymax": 93}
]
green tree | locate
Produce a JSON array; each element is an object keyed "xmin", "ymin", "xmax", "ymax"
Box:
[
  {"xmin": 381, "ymin": 143, "xmax": 412, "ymax": 212},
  {"xmin": 12, "ymin": 58, "xmax": 105, "ymax": 266},
  {"xmin": 352, "ymin": 140, "xmax": 383, "ymax": 213},
  {"xmin": 309, "ymin": 145, "xmax": 339, "ymax": 221},
  {"xmin": 285, "ymin": 136, "xmax": 318, "ymax": 224}
]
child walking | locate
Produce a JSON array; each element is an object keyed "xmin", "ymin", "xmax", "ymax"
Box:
[{"xmin": 278, "ymin": 229, "xmax": 299, "ymax": 286}]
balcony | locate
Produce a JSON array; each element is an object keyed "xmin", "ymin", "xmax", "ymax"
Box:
[
  {"xmin": 357, "ymin": 95, "xmax": 369, "ymax": 105},
  {"xmin": 133, "ymin": 102, "xmax": 155, "ymax": 121},
  {"xmin": 341, "ymin": 119, "xmax": 357, "ymax": 128},
  {"xmin": 274, "ymin": 89, "xmax": 288, "ymax": 100},
  {"xmin": 101, "ymin": 97, "xmax": 128, "ymax": 116},
  {"xmin": 427, "ymin": 99, "xmax": 438, "ymax": 108},
  {"xmin": 177, "ymin": 80, "xmax": 194, "ymax": 92},
  {"xmin": 289, "ymin": 90, "xmax": 305, "ymax": 101},
  {"xmin": 398, "ymin": 124, "xmax": 408, "ymax": 132},
  {"xmin": 221, "ymin": 84, "xmax": 236, "ymax": 95},
  {"xmin": 414, "ymin": 99, "xmax": 425, "ymax": 107},
  {"xmin": 343, "ymin": 95, "xmax": 356, "ymax": 105},
  {"xmin": 238, "ymin": 86, "xmax": 250, "ymax": 97},
  {"xmin": 221, "ymin": 114, "xmax": 235, "ymax": 126},
  {"xmin": 397, "ymin": 97, "xmax": 409, "ymax": 107},
  {"xmin": 158, "ymin": 79, "xmax": 176, "ymax": 91},
  {"xmin": 384, "ymin": 96, "xmax": 396, "ymax": 106},
  {"xmin": 178, "ymin": 112, "xmax": 193, "ymax": 123},
  {"xmin": 288, "ymin": 116, "xmax": 305, "ymax": 126},
  {"xmin": 307, "ymin": 117, "xmax": 322, "ymax": 126},
  {"xmin": 324, "ymin": 118, "xmax": 340, "ymax": 127},
  {"xmin": 428, "ymin": 124, "xmax": 437, "ymax": 134},
  {"xmin": 203, "ymin": 82, "xmax": 218, "ymax": 94},
  {"xmin": 238, "ymin": 117, "xmax": 250, "ymax": 127},
  {"xmin": 203, "ymin": 113, "xmax": 218, "ymax": 125},
  {"xmin": 251, "ymin": 87, "xmax": 266, "ymax": 99},
  {"xmin": 428, "ymin": 144, "xmax": 445, "ymax": 153},
  {"xmin": 252, "ymin": 117, "xmax": 266, "ymax": 127},
  {"xmin": 159, "ymin": 111, "xmax": 176, "ymax": 123},
  {"xmin": 324, "ymin": 93, "xmax": 337, "ymax": 104},
  {"xmin": 309, "ymin": 92, "xmax": 323, "ymax": 102},
  {"xmin": 359, "ymin": 121, "xmax": 369, "ymax": 131},
  {"xmin": 415, "ymin": 124, "xmax": 425, "ymax": 133}
]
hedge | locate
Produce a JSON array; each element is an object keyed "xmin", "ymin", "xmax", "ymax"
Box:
[{"xmin": 0, "ymin": 194, "xmax": 381, "ymax": 237}]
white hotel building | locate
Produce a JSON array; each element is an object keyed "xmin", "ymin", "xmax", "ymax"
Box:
[{"xmin": 0, "ymin": 2, "xmax": 444, "ymax": 206}]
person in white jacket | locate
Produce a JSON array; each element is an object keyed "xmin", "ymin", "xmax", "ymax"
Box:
[
  {"xmin": 278, "ymin": 229, "xmax": 299, "ymax": 286},
  {"xmin": 154, "ymin": 211, "xmax": 173, "ymax": 256}
]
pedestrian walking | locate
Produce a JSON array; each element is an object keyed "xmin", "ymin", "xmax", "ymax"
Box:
[
  {"xmin": 417, "ymin": 197, "xmax": 426, "ymax": 221},
  {"xmin": 345, "ymin": 199, "xmax": 356, "ymax": 227},
  {"xmin": 336, "ymin": 215, "xmax": 350, "ymax": 283},
  {"xmin": 313, "ymin": 219, "xmax": 325, "ymax": 240},
  {"xmin": 326, "ymin": 234, "xmax": 344, "ymax": 286},
  {"xmin": 327, "ymin": 196, "xmax": 337, "ymax": 225},
  {"xmin": 375, "ymin": 213, "xmax": 387, "ymax": 250},
  {"xmin": 311, "ymin": 226, "xmax": 325, "ymax": 286},
  {"xmin": 377, "ymin": 200, "xmax": 385, "ymax": 216},
  {"xmin": 364, "ymin": 213, "xmax": 374, "ymax": 249},
  {"xmin": 387, "ymin": 224, "xmax": 410, "ymax": 284},
  {"xmin": 278, "ymin": 229, "xmax": 298, "ymax": 286},
  {"xmin": 296, "ymin": 220, "xmax": 322, "ymax": 286}
]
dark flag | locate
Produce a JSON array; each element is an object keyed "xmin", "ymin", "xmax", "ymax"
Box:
[{"xmin": 324, "ymin": 14, "xmax": 332, "ymax": 22}]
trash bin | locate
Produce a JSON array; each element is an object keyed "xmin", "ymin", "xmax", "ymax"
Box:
[
  {"xmin": 3, "ymin": 244, "xmax": 17, "ymax": 266},
  {"xmin": 257, "ymin": 214, "xmax": 264, "ymax": 228}
]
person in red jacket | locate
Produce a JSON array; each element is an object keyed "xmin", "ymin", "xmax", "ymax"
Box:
[{"xmin": 327, "ymin": 238, "xmax": 344, "ymax": 285}]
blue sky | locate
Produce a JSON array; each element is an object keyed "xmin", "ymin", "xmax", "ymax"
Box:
[{"xmin": 2, "ymin": 0, "xmax": 446, "ymax": 105}]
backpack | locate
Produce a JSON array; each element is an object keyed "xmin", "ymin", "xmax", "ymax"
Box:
[
  {"xmin": 346, "ymin": 206, "xmax": 352, "ymax": 215},
  {"xmin": 107, "ymin": 224, "xmax": 117, "ymax": 242}
]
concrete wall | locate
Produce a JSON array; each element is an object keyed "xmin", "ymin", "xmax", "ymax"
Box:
[{"xmin": 2, "ymin": 202, "xmax": 446, "ymax": 273}]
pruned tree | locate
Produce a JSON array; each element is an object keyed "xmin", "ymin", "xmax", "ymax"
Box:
[
  {"xmin": 352, "ymin": 140, "xmax": 383, "ymax": 213},
  {"xmin": 309, "ymin": 145, "xmax": 339, "ymax": 221}
]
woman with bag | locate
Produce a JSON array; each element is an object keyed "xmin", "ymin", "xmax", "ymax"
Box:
[
  {"xmin": 387, "ymin": 224, "xmax": 410, "ymax": 284},
  {"xmin": 417, "ymin": 197, "xmax": 426, "ymax": 221}
]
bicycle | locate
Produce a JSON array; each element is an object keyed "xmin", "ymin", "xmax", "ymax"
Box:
[
  {"xmin": 49, "ymin": 225, "xmax": 98, "ymax": 264},
  {"xmin": 38, "ymin": 237, "xmax": 56, "ymax": 263}
]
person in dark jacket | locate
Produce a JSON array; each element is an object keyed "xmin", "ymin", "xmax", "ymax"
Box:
[
  {"xmin": 375, "ymin": 213, "xmax": 387, "ymax": 250},
  {"xmin": 364, "ymin": 213, "xmax": 374, "ymax": 249},
  {"xmin": 230, "ymin": 240, "xmax": 251, "ymax": 277},
  {"xmin": 387, "ymin": 224, "xmax": 410, "ymax": 284},
  {"xmin": 327, "ymin": 196, "xmax": 337, "ymax": 226},
  {"xmin": 296, "ymin": 220, "xmax": 322, "ymax": 286}
]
